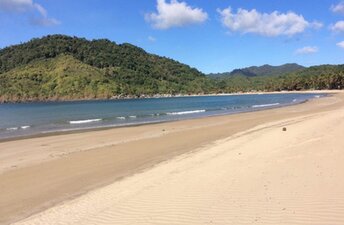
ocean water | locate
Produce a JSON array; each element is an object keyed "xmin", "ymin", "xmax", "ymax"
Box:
[{"xmin": 0, "ymin": 93, "xmax": 325, "ymax": 140}]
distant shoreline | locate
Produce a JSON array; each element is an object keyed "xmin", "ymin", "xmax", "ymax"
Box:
[{"xmin": 0, "ymin": 89, "xmax": 337, "ymax": 104}]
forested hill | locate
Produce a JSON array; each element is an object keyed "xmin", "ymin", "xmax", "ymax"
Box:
[
  {"xmin": 0, "ymin": 35, "xmax": 212, "ymax": 102},
  {"xmin": 209, "ymin": 63, "xmax": 305, "ymax": 78},
  {"xmin": 0, "ymin": 35, "xmax": 343, "ymax": 103},
  {"xmin": 213, "ymin": 64, "xmax": 344, "ymax": 93}
]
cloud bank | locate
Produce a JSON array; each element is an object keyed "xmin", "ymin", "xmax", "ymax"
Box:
[
  {"xmin": 145, "ymin": 0, "xmax": 208, "ymax": 29},
  {"xmin": 218, "ymin": 7, "xmax": 321, "ymax": 37},
  {"xmin": 0, "ymin": 0, "xmax": 60, "ymax": 26}
]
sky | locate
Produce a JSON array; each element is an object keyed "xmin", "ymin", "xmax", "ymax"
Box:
[{"xmin": 0, "ymin": 0, "xmax": 344, "ymax": 73}]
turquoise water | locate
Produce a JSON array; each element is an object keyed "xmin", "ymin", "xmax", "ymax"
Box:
[{"xmin": 0, "ymin": 93, "xmax": 324, "ymax": 140}]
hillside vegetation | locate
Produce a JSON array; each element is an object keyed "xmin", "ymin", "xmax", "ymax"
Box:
[
  {"xmin": 0, "ymin": 35, "xmax": 212, "ymax": 102},
  {"xmin": 213, "ymin": 65, "xmax": 344, "ymax": 93},
  {"xmin": 0, "ymin": 35, "xmax": 343, "ymax": 102},
  {"xmin": 0, "ymin": 55, "xmax": 118, "ymax": 102}
]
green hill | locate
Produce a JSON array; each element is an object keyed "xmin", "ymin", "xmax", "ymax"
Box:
[
  {"xmin": 212, "ymin": 64, "xmax": 344, "ymax": 93},
  {"xmin": 0, "ymin": 55, "xmax": 119, "ymax": 102},
  {"xmin": 0, "ymin": 35, "xmax": 343, "ymax": 102},
  {"xmin": 0, "ymin": 35, "xmax": 212, "ymax": 102},
  {"xmin": 209, "ymin": 63, "xmax": 305, "ymax": 78}
]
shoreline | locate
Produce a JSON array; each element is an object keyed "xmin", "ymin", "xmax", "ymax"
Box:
[
  {"xmin": 0, "ymin": 90, "xmax": 343, "ymax": 225},
  {"xmin": 0, "ymin": 91, "xmax": 331, "ymax": 143},
  {"xmin": 0, "ymin": 101, "xmax": 305, "ymax": 144},
  {"xmin": 0, "ymin": 89, "xmax": 336, "ymax": 104},
  {"xmin": 13, "ymin": 90, "xmax": 344, "ymax": 225}
]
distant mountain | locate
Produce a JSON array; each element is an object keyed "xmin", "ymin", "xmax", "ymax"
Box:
[
  {"xmin": 0, "ymin": 35, "xmax": 212, "ymax": 102},
  {"xmin": 209, "ymin": 63, "xmax": 305, "ymax": 78},
  {"xmin": 211, "ymin": 64, "xmax": 344, "ymax": 93}
]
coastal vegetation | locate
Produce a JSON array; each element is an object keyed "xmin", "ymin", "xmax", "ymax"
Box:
[
  {"xmin": 208, "ymin": 63, "xmax": 305, "ymax": 78},
  {"xmin": 0, "ymin": 35, "xmax": 343, "ymax": 102},
  {"xmin": 213, "ymin": 65, "xmax": 344, "ymax": 93}
]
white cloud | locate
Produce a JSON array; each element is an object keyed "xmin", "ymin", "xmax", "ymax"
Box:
[
  {"xmin": 31, "ymin": 17, "xmax": 60, "ymax": 26},
  {"xmin": 33, "ymin": 2, "xmax": 47, "ymax": 17},
  {"xmin": 218, "ymin": 7, "xmax": 319, "ymax": 37},
  {"xmin": 336, "ymin": 41, "xmax": 344, "ymax": 48},
  {"xmin": 0, "ymin": 0, "xmax": 60, "ymax": 26},
  {"xmin": 0, "ymin": 0, "xmax": 43, "ymax": 15},
  {"xmin": 0, "ymin": 0, "xmax": 32, "ymax": 12},
  {"xmin": 331, "ymin": 1, "xmax": 344, "ymax": 14},
  {"xmin": 148, "ymin": 36, "xmax": 156, "ymax": 42},
  {"xmin": 295, "ymin": 46, "xmax": 318, "ymax": 55},
  {"xmin": 331, "ymin": 20, "xmax": 344, "ymax": 32},
  {"xmin": 311, "ymin": 21, "xmax": 323, "ymax": 29},
  {"xmin": 145, "ymin": 0, "xmax": 208, "ymax": 29}
]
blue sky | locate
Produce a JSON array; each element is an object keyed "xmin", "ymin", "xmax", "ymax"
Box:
[{"xmin": 1, "ymin": 0, "xmax": 344, "ymax": 73}]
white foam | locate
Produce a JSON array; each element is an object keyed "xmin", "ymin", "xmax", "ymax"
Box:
[
  {"xmin": 129, "ymin": 116, "xmax": 137, "ymax": 118},
  {"xmin": 150, "ymin": 113, "xmax": 161, "ymax": 116},
  {"xmin": 69, "ymin": 119, "xmax": 102, "ymax": 124},
  {"xmin": 314, "ymin": 95, "xmax": 321, "ymax": 98},
  {"xmin": 116, "ymin": 117, "xmax": 126, "ymax": 120},
  {"xmin": 167, "ymin": 110, "xmax": 206, "ymax": 115},
  {"xmin": 252, "ymin": 103, "xmax": 280, "ymax": 108},
  {"xmin": 6, "ymin": 127, "xmax": 18, "ymax": 131},
  {"xmin": 20, "ymin": 126, "xmax": 31, "ymax": 129}
]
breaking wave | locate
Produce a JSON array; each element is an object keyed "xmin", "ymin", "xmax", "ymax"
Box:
[
  {"xmin": 69, "ymin": 119, "xmax": 102, "ymax": 124},
  {"xmin": 252, "ymin": 103, "xmax": 280, "ymax": 108},
  {"xmin": 166, "ymin": 109, "xmax": 206, "ymax": 115}
]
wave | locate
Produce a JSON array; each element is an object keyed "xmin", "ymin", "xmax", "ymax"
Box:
[
  {"xmin": 69, "ymin": 118, "xmax": 102, "ymax": 124},
  {"xmin": 166, "ymin": 109, "xmax": 206, "ymax": 115},
  {"xmin": 252, "ymin": 103, "xmax": 280, "ymax": 108},
  {"xmin": 148, "ymin": 113, "xmax": 162, "ymax": 117},
  {"xmin": 6, "ymin": 127, "xmax": 18, "ymax": 131},
  {"xmin": 5, "ymin": 125, "xmax": 31, "ymax": 131},
  {"xmin": 129, "ymin": 115, "xmax": 137, "ymax": 118},
  {"xmin": 116, "ymin": 116, "xmax": 126, "ymax": 120}
]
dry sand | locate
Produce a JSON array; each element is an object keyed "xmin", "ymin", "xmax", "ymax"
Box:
[{"xmin": 1, "ymin": 91, "xmax": 344, "ymax": 225}]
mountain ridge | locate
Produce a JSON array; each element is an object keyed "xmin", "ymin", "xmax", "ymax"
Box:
[{"xmin": 209, "ymin": 63, "xmax": 305, "ymax": 78}]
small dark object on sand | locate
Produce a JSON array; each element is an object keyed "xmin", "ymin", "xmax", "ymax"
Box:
[{"xmin": 282, "ymin": 127, "xmax": 287, "ymax": 131}]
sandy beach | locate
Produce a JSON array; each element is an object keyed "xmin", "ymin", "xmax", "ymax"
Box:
[{"xmin": 1, "ymin": 91, "xmax": 344, "ymax": 225}]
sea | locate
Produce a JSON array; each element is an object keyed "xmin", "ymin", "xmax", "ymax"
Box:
[{"xmin": 0, "ymin": 93, "xmax": 325, "ymax": 140}]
